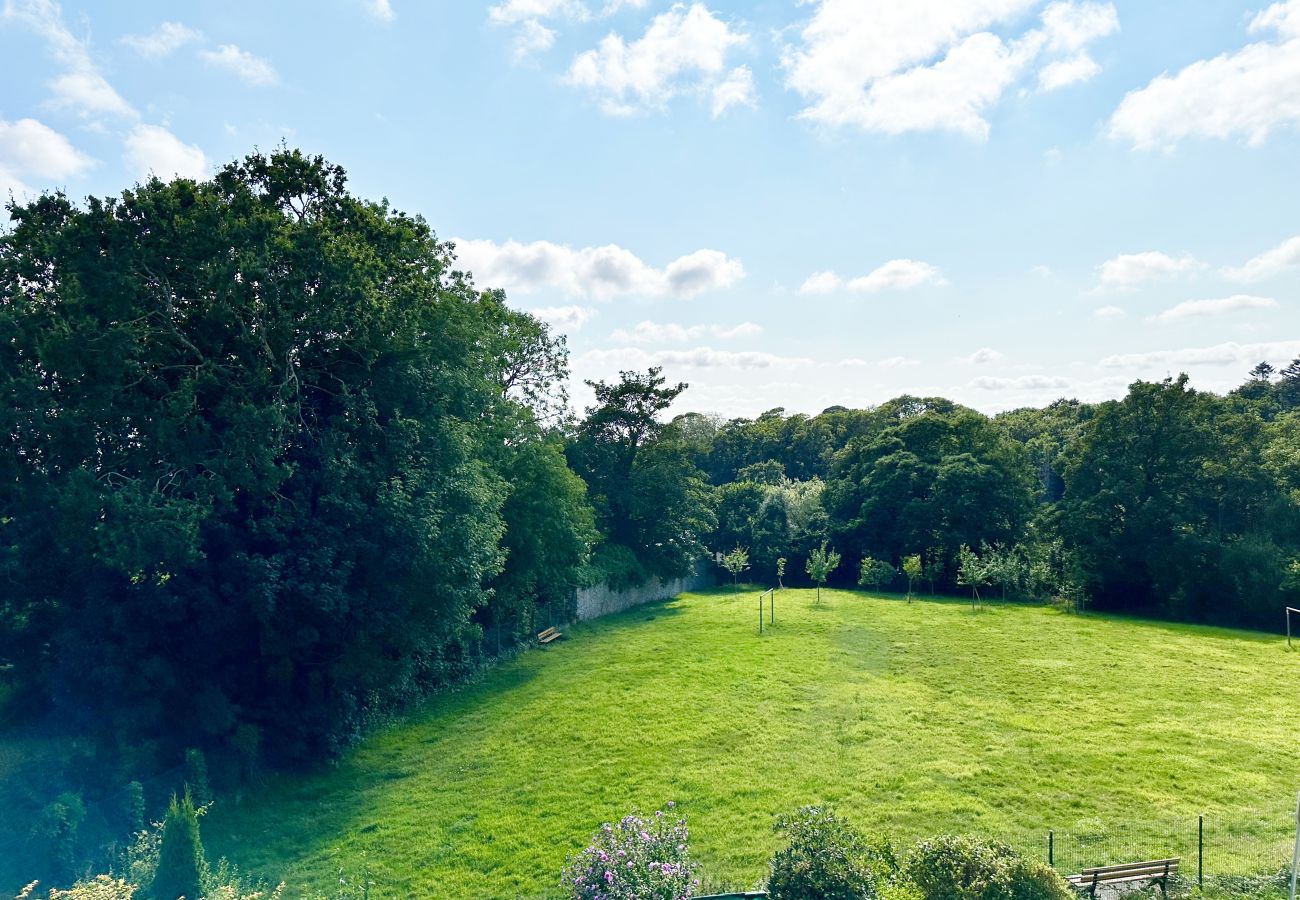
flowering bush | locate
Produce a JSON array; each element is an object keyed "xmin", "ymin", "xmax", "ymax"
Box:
[{"xmin": 561, "ymin": 804, "xmax": 699, "ymax": 900}]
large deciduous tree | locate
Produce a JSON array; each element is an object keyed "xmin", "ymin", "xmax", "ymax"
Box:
[{"xmin": 0, "ymin": 151, "xmax": 569, "ymax": 762}]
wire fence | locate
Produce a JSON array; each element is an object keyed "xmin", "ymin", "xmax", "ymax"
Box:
[{"xmin": 989, "ymin": 816, "xmax": 1293, "ymax": 885}]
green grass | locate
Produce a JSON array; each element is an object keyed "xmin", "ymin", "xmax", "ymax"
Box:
[{"xmin": 203, "ymin": 588, "xmax": 1300, "ymax": 898}]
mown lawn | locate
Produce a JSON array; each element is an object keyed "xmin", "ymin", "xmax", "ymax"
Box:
[{"xmin": 204, "ymin": 588, "xmax": 1300, "ymax": 898}]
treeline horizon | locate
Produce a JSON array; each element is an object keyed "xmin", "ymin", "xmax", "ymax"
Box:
[{"xmin": 1, "ymin": 150, "xmax": 1297, "ymax": 888}]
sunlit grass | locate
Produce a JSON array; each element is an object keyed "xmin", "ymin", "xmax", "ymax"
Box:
[{"xmin": 203, "ymin": 587, "xmax": 1300, "ymax": 898}]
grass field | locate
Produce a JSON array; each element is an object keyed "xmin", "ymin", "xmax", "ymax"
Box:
[{"xmin": 203, "ymin": 588, "xmax": 1300, "ymax": 899}]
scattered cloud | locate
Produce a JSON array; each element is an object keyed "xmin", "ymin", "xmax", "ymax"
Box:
[
  {"xmin": 454, "ymin": 238, "xmax": 744, "ymax": 299},
  {"xmin": 1038, "ymin": 52, "xmax": 1100, "ymax": 89},
  {"xmin": 957, "ymin": 347, "xmax": 1004, "ymax": 365},
  {"xmin": 0, "ymin": 117, "xmax": 93, "ymax": 189},
  {"xmin": 359, "ymin": 0, "xmax": 395, "ymax": 22},
  {"xmin": 1099, "ymin": 339, "xmax": 1300, "ymax": 370},
  {"xmin": 783, "ymin": 0, "xmax": 1118, "ymax": 138},
  {"xmin": 120, "ymin": 21, "xmax": 202, "ymax": 58},
  {"xmin": 1146, "ymin": 295, "xmax": 1279, "ymax": 324},
  {"xmin": 2, "ymin": 0, "xmax": 137, "ymax": 118},
  {"xmin": 838, "ymin": 358, "xmax": 868, "ymax": 367},
  {"xmin": 1222, "ymin": 235, "xmax": 1300, "ymax": 282},
  {"xmin": 531, "ymin": 305, "xmax": 598, "ymax": 329},
  {"xmin": 610, "ymin": 320, "xmax": 762, "ymax": 342},
  {"xmin": 1093, "ymin": 304, "xmax": 1126, "ymax": 319},
  {"xmin": 878, "ymin": 355, "xmax": 921, "ymax": 368},
  {"xmin": 971, "ymin": 374, "xmax": 1072, "ymax": 390},
  {"xmin": 1094, "ymin": 250, "xmax": 1203, "ymax": 291},
  {"xmin": 566, "ymin": 3, "xmax": 752, "ymax": 117},
  {"xmin": 581, "ymin": 346, "xmax": 812, "ymax": 369},
  {"xmin": 200, "ymin": 44, "xmax": 279, "ymax": 87},
  {"xmin": 1109, "ymin": 0, "xmax": 1300, "ymax": 149},
  {"xmin": 123, "ymin": 124, "xmax": 210, "ymax": 181},
  {"xmin": 800, "ymin": 259, "xmax": 946, "ymax": 294}
]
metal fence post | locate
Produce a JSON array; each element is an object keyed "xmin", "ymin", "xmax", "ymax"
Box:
[
  {"xmin": 1049, "ymin": 830, "xmax": 1054, "ymax": 868},
  {"xmin": 759, "ymin": 595, "xmax": 764, "ymax": 634},
  {"xmin": 1198, "ymin": 815, "xmax": 1204, "ymax": 888}
]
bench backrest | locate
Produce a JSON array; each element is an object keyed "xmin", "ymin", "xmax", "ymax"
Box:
[{"xmin": 1080, "ymin": 859, "xmax": 1179, "ymax": 880}]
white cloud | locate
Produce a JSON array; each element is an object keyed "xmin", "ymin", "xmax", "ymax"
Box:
[
  {"xmin": 123, "ymin": 124, "xmax": 210, "ymax": 181},
  {"xmin": 120, "ymin": 21, "xmax": 202, "ymax": 58},
  {"xmin": 971, "ymin": 374, "xmax": 1072, "ymax": 390},
  {"xmin": 838, "ymin": 357, "xmax": 868, "ymax": 367},
  {"xmin": 512, "ymin": 20, "xmax": 558, "ymax": 58},
  {"xmin": 454, "ymin": 237, "xmax": 744, "ymax": 299},
  {"xmin": 360, "ymin": 0, "xmax": 395, "ymax": 22},
  {"xmin": 1146, "ymin": 295, "xmax": 1279, "ymax": 324},
  {"xmin": 878, "ymin": 355, "xmax": 921, "ymax": 368},
  {"xmin": 489, "ymin": 0, "xmax": 586, "ymax": 25},
  {"xmin": 566, "ymin": 3, "xmax": 750, "ymax": 116},
  {"xmin": 1093, "ymin": 305, "xmax": 1126, "ymax": 319},
  {"xmin": 710, "ymin": 65, "xmax": 756, "ymax": 117},
  {"xmin": 3, "ymin": 0, "xmax": 137, "ymax": 118},
  {"xmin": 958, "ymin": 347, "xmax": 1004, "ymax": 365},
  {"xmin": 531, "ymin": 305, "xmax": 597, "ymax": 329},
  {"xmin": 783, "ymin": 0, "xmax": 1117, "ymax": 138},
  {"xmin": 610, "ymin": 320, "xmax": 762, "ymax": 342},
  {"xmin": 1041, "ymin": 0, "xmax": 1119, "ymax": 51},
  {"xmin": 1095, "ymin": 250, "xmax": 1203, "ymax": 291},
  {"xmin": 1038, "ymin": 52, "xmax": 1100, "ymax": 89},
  {"xmin": 200, "ymin": 44, "xmax": 279, "ymax": 87},
  {"xmin": 1109, "ymin": 1, "xmax": 1300, "ymax": 149},
  {"xmin": 0, "ymin": 117, "xmax": 92, "ymax": 182},
  {"xmin": 582, "ymin": 346, "xmax": 812, "ymax": 369},
  {"xmin": 798, "ymin": 270, "xmax": 843, "ymax": 295},
  {"xmin": 714, "ymin": 321, "xmax": 761, "ymax": 339},
  {"xmin": 800, "ymin": 259, "xmax": 946, "ymax": 294},
  {"xmin": 1222, "ymin": 235, "xmax": 1300, "ymax": 282},
  {"xmin": 1099, "ymin": 339, "xmax": 1300, "ymax": 369}
]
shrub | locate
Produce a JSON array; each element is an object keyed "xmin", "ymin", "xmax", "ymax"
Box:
[
  {"xmin": 561, "ymin": 804, "xmax": 698, "ymax": 900},
  {"xmin": 904, "ymin": 836, "xmax": 1071, "ymax": 900},
  {"xmin": 767, "ymin": 806, "xmax": 876, "ymax": 900},
  {"xmin": 149, "ymin": 792, "xmax": 207, "ymax": 900}
]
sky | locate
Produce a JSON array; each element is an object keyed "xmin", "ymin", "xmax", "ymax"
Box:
[{"xmin": 2, "ymin": 0, "xmax": 1300, "ymax": 419}]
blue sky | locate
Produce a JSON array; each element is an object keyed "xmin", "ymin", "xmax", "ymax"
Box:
[{"xmin": 3, "ymin": 0, "xmax": 1299, "ymax": 417}]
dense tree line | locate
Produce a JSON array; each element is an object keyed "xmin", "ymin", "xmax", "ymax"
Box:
[{"xmin": 692, "ymin": 372, "xmax": 1300, "ymax": 631}]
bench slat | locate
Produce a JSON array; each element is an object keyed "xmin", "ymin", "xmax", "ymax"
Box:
[{"xmin": 1080, "ymin": 858, "xmax": 1179, "ymax": 876}]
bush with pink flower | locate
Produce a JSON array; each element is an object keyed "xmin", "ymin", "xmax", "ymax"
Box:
[{"xmin": 561, "ymin": 804, "xmax": 699, "ymax": 900}]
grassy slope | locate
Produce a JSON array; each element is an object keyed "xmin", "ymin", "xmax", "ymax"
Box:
[{"xmin": 204, "ymin": 588, "xmax": 1300, "ymax": 898}]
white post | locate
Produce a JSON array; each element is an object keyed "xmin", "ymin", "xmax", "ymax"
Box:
[{"xmin": 1290, "ymin": 791, "xmax": 1299, "ymax": 900}]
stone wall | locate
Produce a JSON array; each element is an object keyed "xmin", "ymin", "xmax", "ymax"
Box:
[{"xmin": 573, "ymin": 566, "xmax": 714, "ymax": 622}]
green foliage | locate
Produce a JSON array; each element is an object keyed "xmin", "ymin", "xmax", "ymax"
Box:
[
  {"xmin": 825, "ymin": 399, "xmax": 1033, "ymax": 573},
  {"xmin": 904, "ymin": 837, "xmax": 1071, "ymax": 900},
  {"xmin": 776, "ymin": 557, "xmax": 787, "ymax": 586},
  {"xmin": 568, "ymin": 368, "xmax": 715, "ymax": 581},
  {"xmin": 184, "ymin": 752, "xmax": 211, "ymax": 808},
  {"xmin": 767, "ymin": 806, "xmax": 877, "ymax": 900},
  {"xmin": 1060, "ymin": 376, "xmax": 1298, "ymax": 627},
  {"xmin": 33, "ymin": 793, "xmax": 85, "ymax": 883},
  {"xmin": 123, "ymin": 783, "xmax": 146, "ymax": 839},
  {"xmin": 150, "ymin": 793, "xmax": 206, "ymax": 900},
  {"xmin": 806, "ymin": 541, "xmax": 842, "ymax": 603},
  {"xmin": 859, "ymin": 556, "xmax": 897, "ymax": 591},
  {"xmin": 722, "ymin": 547, "xmax": 750, "ymax": 585},
  {"xmin": 901, "ymin": 555, "xmax": 922, "ymax": 598},
  {"xmin": 0, "ymin": 150, "xmax": 595, "ymax": 762}
]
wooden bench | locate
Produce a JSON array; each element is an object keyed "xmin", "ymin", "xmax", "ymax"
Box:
[
  {"xmin": 537, "ymin": 626, "xmax": 562, "ymax": 645},
  {"xmin": 1067, "ymin": 858, "xmax": 1179, "ymax": 898}
]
